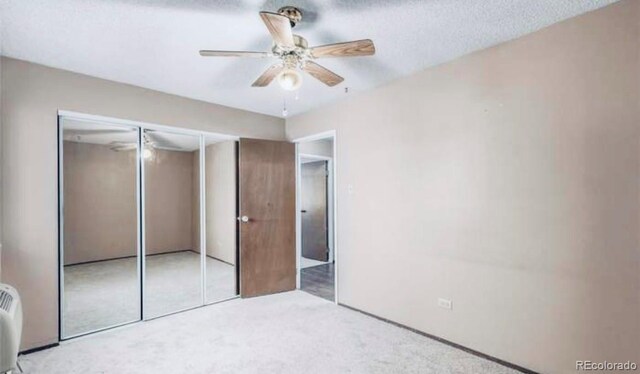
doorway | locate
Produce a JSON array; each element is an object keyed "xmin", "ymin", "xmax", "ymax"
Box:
[
  {"xmin": 301, "ymin": 158, "xmax": 331, "ymax": 266},
  {"xmin": 295, "ymin": 133, "xmax": 336, "ymax": 302}
]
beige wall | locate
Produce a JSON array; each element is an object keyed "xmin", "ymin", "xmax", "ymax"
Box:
[
  {"xmin": 63, "ymin": 141, "xmax": 137, "ymax": 264},
  {"xmin": 287, "ymin": 2, "xmax": 640, "ymax": 373},
  {"xmin": 204, "ymin": 141, "xmax": 237, "ymax": 264},
  {"xmin": 0, "ymin": 57, "xmax": 284, "ymax": 351}
]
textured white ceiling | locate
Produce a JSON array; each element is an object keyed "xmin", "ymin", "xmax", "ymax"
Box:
[{"xmin": 0, "ymin": 0, "xmax": 618, "ymax": 118}]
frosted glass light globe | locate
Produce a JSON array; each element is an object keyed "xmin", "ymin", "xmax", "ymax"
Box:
[{"xmin": 277, "ymin": 69, "xmax": 303, "ymax": 91}]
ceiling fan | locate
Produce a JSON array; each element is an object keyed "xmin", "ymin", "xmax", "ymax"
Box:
[{"xmin": 199, "ymin": 6, "xmax": 376, "ymax": 91}]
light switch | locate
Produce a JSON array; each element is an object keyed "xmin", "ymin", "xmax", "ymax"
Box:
[{"xmin": 438, "ymin": 298, "xmax": 453, "ymax": 310}]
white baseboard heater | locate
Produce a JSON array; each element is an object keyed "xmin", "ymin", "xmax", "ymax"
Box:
[{"xmin": 0, "ymin": 284, "xmax": 22, "ymax": 374}]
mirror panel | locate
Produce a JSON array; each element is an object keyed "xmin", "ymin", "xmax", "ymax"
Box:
[
  {"xmin": 143, "ymin": 130, "xmax": 202, "ymax": 318},
  {"xmin": 61, "ymin": 119, "xmax": 140, "ymax": 337},
  {"xmin": 204, "ymin": 139, "xmax": 239, "ymax": 303}
]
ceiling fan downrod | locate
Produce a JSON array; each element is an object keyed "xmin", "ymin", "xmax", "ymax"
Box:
[{"xmin": 277, "ymin": 6, "xmax": 303, "ymax": 27}]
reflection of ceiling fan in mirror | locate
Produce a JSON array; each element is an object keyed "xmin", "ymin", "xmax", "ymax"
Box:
[
  {"xmin": 109, "ymin": 132, "xmax": 183, "ymax": 153},
  {"xmin": 64, "ymin": 127, "xmax": 182, "ymax": 153},
  {"xmin": 199, "ymin": 6, "xmax": 376, "ymax": 90}
]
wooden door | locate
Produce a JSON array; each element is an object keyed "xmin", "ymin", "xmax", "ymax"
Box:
[
  {"xmin": 301, "ymin": 161, "xmax": 329, "ymax": 261},
  {"xmin": 239, "ymin": 138, "xmax": 296, "ymax": 297}
]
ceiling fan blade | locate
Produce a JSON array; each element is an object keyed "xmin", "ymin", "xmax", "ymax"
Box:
[
  {"xmin": 259, "ymin": 11, "xmax": 295, "ymax": 48},
  {"xmin": 310, "ymin": 39, "xmax": 376, "ymax": 58},
  {"xmin": 199, "ymin": 50, "xmax": 271, "ymax": 58},
  {"xmin": 146, "ymin": 131, "xmax": 183, "ymax": 151},
  {"xmin": 252, "ymin": 64, "xmax": 284, "ymax": 87},
  {"xmin": 109, "ymin": 142, "xmax": 137, "ymax": 151},
  {"xmin": 301, "ymin": 61, "xmax": 344, "ymax": 87}
]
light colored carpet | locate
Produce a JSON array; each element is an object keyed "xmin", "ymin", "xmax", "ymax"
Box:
[
  {"xmin": 63, "ymin": 252, "xmax": 236, "ymax": 337},
  {"xmin": 24, "ymin": 291, "xmax": 517, "ymax": 374},
  {"xmin": 300, "ymin": 256, "xmax": 329, "ymax": 269}
]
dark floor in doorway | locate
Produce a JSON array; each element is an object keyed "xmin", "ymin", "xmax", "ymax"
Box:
[{"xmin": 301, "ymin": 263, "xmax": 335, "ymax": 302}]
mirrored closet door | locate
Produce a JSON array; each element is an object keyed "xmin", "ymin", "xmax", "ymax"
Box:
[
  {"xmin": 60, "ymin": 114, "xmax": 240, "ymax": 338},
  {"xmin": 203, "ymin": 137, "xmax": 239, "ymax": 303},
  {"xmin": 60, "ymin": 118, "xmax": 141, "ymax": 338},
  {"xmin": 143, "ymin": 129, "xmax": 203, "ymax": 318}
]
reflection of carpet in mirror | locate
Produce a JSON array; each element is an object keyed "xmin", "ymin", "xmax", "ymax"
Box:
[{"xmin": 63, "ymin": 251, "xmax": 236, "ymax": 336}]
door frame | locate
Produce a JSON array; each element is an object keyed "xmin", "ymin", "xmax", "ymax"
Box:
[
  {"xmin": 57, "ymin": 110, "xmax": 240, "ymax": 340},
  {"xmin": 292, "ymin": 131, "xmax": 338, "ymax": 304}
]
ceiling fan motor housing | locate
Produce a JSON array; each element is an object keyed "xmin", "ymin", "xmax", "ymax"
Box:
[
  {"xmin": 278, "ymin": 6, "xmax": 302, "ymax": 27},
  {"xmin": 272, "ymin": 34, "xmax": 309, "ymax": 62}
]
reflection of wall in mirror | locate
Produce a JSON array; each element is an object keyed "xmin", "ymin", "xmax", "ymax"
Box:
[
  {"xmin": 63, "ymin": 141, "xmax": 137, "ymax": 265},
  {"xmin": 144, "ymin": 148, "xmax": 196, "ymax": 256},
  {"xmin": 203, "ymin": 141, "xmax": 236, "ymax": 265},
  {"xmin": 63, "ymin": 140, "xmax": 236, "ymax": 266}
]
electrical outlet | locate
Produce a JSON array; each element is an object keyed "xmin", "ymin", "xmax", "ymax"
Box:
[{"xmin": 438, "ymin": 298, "xmax": 453, "ymax": 310}]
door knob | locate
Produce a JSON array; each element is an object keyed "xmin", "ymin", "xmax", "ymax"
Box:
[{"xmin": 240, "ymin": 216, "xmax": 250, "ymax": 223}]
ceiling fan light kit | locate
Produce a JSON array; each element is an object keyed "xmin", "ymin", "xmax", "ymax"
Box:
[
  {"xmin": 142, "ymin": 148, "xmax": 153, "ymax": 159},
  {"xmin": 278, "ymin": 68, "xmax": 303, "ymax": 91},
  {"xmin": 199, "ymin": 6, "xmax": 376, "ymax": 92}
]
